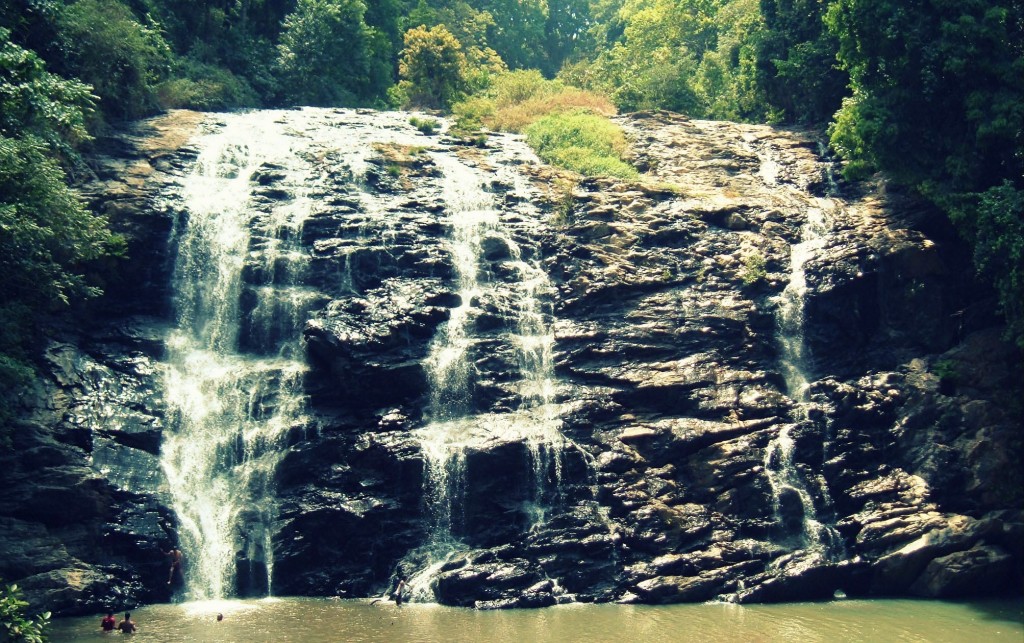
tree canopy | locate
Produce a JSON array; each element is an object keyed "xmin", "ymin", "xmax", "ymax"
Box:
[
  {"xmin": 824, "ymin": 0, "xmax": 1024, "ymax": 344},
  {"xmin": 393, "ymin": 24, "xmax": 472, "ymax": 109},
  {"xmin": 0, "ymin": 27, "xmax": 122, "ymax": 417},
  {"xmin": 277, "ymin": 0, "xmax": 392, "ymax": 105}
]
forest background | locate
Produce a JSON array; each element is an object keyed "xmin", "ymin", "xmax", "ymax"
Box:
[{"xmin": 0, "ymin": 0, "xmax": 1022, "ymax": 426}]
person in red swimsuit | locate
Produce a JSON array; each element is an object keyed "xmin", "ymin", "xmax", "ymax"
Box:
[{"xmin": 100, "ymin": 611, "xmax": 116, "ymax": 632}]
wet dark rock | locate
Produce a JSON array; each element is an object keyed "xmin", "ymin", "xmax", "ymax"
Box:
[
  {"xmin": 633, "ymin": 560, "xmax": 759, "ymax": 603},
  {"xmin": 734, "ymin": 561, "xmax": 867, "ymax": 603},
  {"xmin": 481, "ymin": 235, "xmax": 513, "ymax": 261},
  {"xmin": 5, "ymin": 109, "xmax": 1021, "ymax": 614},
  {"xmin": 272, "ymin": 434, "xmax": 425, "ymax": 597},
  {"xmin": 435, "ymin": 560, "xmax": 545, "ymax": 607},
  {"xmin": 909, "ymin": 544, "xmax": 1015, "ymax": 598}
]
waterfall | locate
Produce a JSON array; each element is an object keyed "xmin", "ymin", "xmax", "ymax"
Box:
[
  {"xmin": 775, "ymin": 203, "xmax": 829, "ymax": 401},
  {"xmin": 159, "ymin": 111, "xmax": 321, "ymax": 600},
  {"xmin": 765, "ymin": 198, "xmax": 841, "ymax": 560},
  {"xmin": 506, "ymin": 175, "xmax": 563, "ymax": 519},
  {"xmin": 160, "ymin": 109, "xmax": 457, "ymax": 601},
  {"xmin": 423, "ymin": 154, "xmax": 495, "ymax": 421},
  {"xmin": 408, "ymin": 149, "xmax": 565, "ymax": 598},
  {"xmin": 746, "ymin": 133, "xmax": 841, "ymax": 562}
]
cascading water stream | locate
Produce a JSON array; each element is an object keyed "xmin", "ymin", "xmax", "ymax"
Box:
[
  {"xmin": 775, "ymin": 203, "xmax": 828, "ymax": 401},
  {"xmin": 407, "ymin": 150, "xmax": 566, "ymax": 599},
  {"xmin": 160, "ymin": 112, "xmax": 323, "ymax": 600},
  {"xmin": 505, "ymin": 180, "xmax": 563, "ymax": 521},
  {"xmin": 765, "ymin": 197, "xmax": 841, "ymax": 560},
  {"xmin": 747, "ymin": 136, "xmax": 842, "ymax": 562}
]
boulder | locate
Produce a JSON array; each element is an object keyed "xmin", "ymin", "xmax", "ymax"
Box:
[{"xmin": 909, "ymin": 544, "xmax": 1015, "ymax": 598}]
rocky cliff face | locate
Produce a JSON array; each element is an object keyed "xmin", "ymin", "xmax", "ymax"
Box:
[
  {"xmin": 0, "ymin": 113, "xmax": 204, "ymax": 613},
  {"xmin": 2, "ymin": 108, "xmax": 1020, "ymax": 615}
]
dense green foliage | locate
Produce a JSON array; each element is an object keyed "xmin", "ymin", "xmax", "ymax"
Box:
[
  {"xmin": 392, "ymin": 24, "xmax": 472, "ymax": 108},
  {"xmin": 0, "ymin": 27, "xmax": 92, "ymax": 155},
  {"xmin": 58, "ymin": 0, "xmax": 171, "ymax": 122},
  {"xmin": 825, "ymin": 0, "xmax": 1022, "ymax": 191},
  {"xmin": 0, "ymin": 29, "xmax": 122, "ymax": 421},
  {"xmin": 559, "ymin": 0, "xmax": 752, "ymax": 117},
  {"xmin": 757, "ymin": 0, "xmax": 846, "ymax": 124},
  {"xmin": 956, "ymin": 183, "xmax": 1024, "ymax": 346},
  {"xmin": 452, "ymin": 69, "xmax": 615, "ymax": 132},
  {"xmin": 278, "ymin": 0, "xmax": 393, "ymax": 105},
  {"xmin": 0, "ymin": 582, "xmax": 49, "ymax": 642},
  {"xmin": 449, "ymin": 70, "xmax": 623, "ymax": 177},
  {"xmin": 824, "ymin": 0, "xmax": 1023, "ymax": 345}
]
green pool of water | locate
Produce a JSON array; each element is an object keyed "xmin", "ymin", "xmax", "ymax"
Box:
[{"xmin": 49, "ymin": 596, "xmax": 1023, "ymax": 642}]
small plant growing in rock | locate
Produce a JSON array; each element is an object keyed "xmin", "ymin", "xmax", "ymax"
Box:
[
  {"xmin": 696, "ymin": 263, "xmax": 711, "ymax": 283},
  {"xmin": 933, "ymin": 358, "xmax": 960, "ymax": 395},
  {"xmin": 549, "ymin": 177, "xmax": 578, "ymax": 225},
  {"xmin": 386, "ymin": 163, "xmax": 402, "ymax": 178},
  {"xmin": 409, "ymin": 116, "xmax": 440, "ymax": 135},
  {"xmin": 740, "ymin": 252, "xmax": 767, "ymax": 285},
  {"xmin": 1, "ymin": 583, "xmax": 49, "ymax": 642}
]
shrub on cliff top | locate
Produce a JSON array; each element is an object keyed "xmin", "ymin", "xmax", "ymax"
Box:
[
  {"xmin": 525, "ymin": 110, "xmax": 637, "ymax": 179},
  {"xmin": 453, "ymin": 69, "xmax": 615, "ymax": 133},
  {"xmin": 448, "ymin": 70, "xmax": 633, "ymax": 180},
  {"xmin": 392, "ymin": 24, "xmax": 470, "ymax": 110},
  {"xmin": 157, "ymin": 58, "xmax": 260, "ymax": 111}
]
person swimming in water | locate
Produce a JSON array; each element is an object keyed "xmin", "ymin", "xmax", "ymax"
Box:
[{"xmin": 117, "ymin": 613, "xmax": 136, "ymax": 633}]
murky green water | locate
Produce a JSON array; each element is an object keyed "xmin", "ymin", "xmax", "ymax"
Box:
[{"xmin": 49, "ymin": 597, "xmax": 1022, "ymax": 642}]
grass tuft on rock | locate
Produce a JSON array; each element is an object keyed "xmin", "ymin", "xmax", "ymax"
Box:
[{"xmin": 524, "ymin": 111, "xmax": 637, "ymax": 180}]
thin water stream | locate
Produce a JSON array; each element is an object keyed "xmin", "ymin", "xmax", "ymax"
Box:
[
  {"xmin": 765, "ymin": 200, "xmax": 840, "ymax": 557},
  {"xmin": 749, "ymin": 136, "xmax": 842, "ymax": 562}
]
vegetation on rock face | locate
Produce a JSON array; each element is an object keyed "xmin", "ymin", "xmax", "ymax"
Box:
[
  {"xmin": 525, "ymin": 111, "xmax": 637, "ymax": 179},
  {"xmin": 454, "ymin": 69, "xmax": 615, "ymax": 131},
  {"xmin": 409, "ymin": 116, "xmax": 441, "ymax": 134},
  {"xmin": 0, "ymin": 583, "xmax": 49, "ymax": 642},
  {"xmin": 739, "ymin": 251, "xmax": 767, "ymax": 286},
  {"xmin": 0, "ymin": 28, "xmax": 123, "ymax": 429},
  {"xmin": 448, "ymin": 69, "xmax": 630, "ymax": 179},
  {"xmin": 823, "ymin": 0, "xmax": 1023, "ymax": 345},
  {"xmin": 959, "ymin": 182, "xmax": 1024, "ymax": 346}
]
